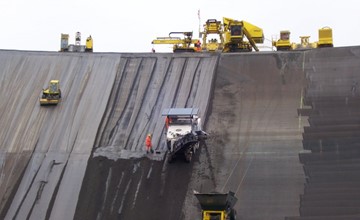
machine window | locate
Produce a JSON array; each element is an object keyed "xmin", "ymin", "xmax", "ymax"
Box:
[{"xmin": 231, "ymin": 25, "xmax": 242, "ymax": 36}]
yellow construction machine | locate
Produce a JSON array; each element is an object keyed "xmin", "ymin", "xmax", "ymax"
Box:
[
  {"xmin": 60, "ymin": 32, "xmax": 93, "ymax": 52},
  {"xmin": 40, "ymin": 80, "xmax": 62, "ymax": 106},
  {"xmin": 273, "ymin": 27, "xmax": 333, "ymax": 51},
  {"xmin": 85, "ymin": 35, "xmax": 93, "ymax": 52},
  {"xmin": 201, "ymin": 19, "xmax": 224, "ymax": 52},
  {"xmin": 272, "ymin": 30, "xmax": 292, "ymax": 51},
  {"xmin": 151, "ymin": 17, "xmax": 263, "ymax": 53},
  {"xmin": 273, "ymin": 33, "xmax": 316, "ymax": 50},
  {"xmin": 151, "ymin": 32, "xmax": 201, "ymax": 52},
  {"xmin": 222, "ymin": 17, "xmax": 264, "ymax": 52},
  {"xmin": 317, "ymin": 27, "xmax": 333, "ymax": 48},
  {"xmin": 194, "ymin": 191, "xmax": 237, "ymax": 220},
  {"xmin": 292, "ymin": 36, "xmax": 318, "ymax": 50}
]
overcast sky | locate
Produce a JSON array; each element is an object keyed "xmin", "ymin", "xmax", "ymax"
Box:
[{"xmin": 1, "ymin": 0, "xmax": 359, "ymax": 52}]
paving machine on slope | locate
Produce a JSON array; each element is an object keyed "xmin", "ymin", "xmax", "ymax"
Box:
[
  {"xmin": 152, "ymin": 32, "xmax": 201, "ymax": 52},
  {"xmin": 194, "ymin": 191, "xmax": 238, "ymax": 220},
  {"xmin": 162, "ymin": 108, "xmax": 207, "ymax": 162},
  {"xmin": 60, "ymin": 32, "xmax": 93, "ymax": 52},
  {"xmin": 222, "ymin": 17, "xmax": 264, "ymax": 52},
  {"xmin": 40, "ymin": 80, "xmax": 62, "ymax": 106}
]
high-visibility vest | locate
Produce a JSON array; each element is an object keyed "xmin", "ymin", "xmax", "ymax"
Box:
[
  {"xmin": 165, "ymin": 117, "xmax": 169, "ymax": 128},
  {"xmin": 145, "ymin": 136, "xmax": 152, "ymax": 147}
]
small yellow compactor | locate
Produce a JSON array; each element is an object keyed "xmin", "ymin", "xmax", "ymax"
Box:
[{"xmin": 40, "ymin": 80, "xmax": 62, "ymax": 106}]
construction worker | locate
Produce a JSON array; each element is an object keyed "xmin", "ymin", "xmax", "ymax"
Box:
[
  {"xmin": 195, "ymin": 40, "xmax": 201, "ymax": 51},
  {"xmin": 145, "ymin": 133, "xmax": 153, "ymax": 154},
  {"xmin": 165, "ymin": 116, "xmax": 171, "ymax": 129}
]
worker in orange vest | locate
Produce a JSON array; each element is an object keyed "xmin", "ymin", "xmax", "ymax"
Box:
[
  {"xmin": 165, "ymin": 116, "xmax": 171, "ymax": 129},
  {"xmin": 145, "ymin": 133, "xmax": 153, "ymax": 154},
  {"xmin": 195, "ymin": 40, "xmax": 201, "ymax": 52}
]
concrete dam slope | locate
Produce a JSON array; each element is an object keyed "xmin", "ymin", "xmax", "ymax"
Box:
[
  {"xmin": 1, "ymin": 47, "xmax": 360, "ymax": 220},
  {"xmin": 0, "ymin": 50, "xmax": 217, "ymax": 220},
  {"xmin": 183, "ymin": 52, "xmax": 307, "ymax": 220}
]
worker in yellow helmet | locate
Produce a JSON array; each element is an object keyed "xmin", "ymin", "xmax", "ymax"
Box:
[{"xmin": 145, "ymin": 133, "xmax": 153, "ymax": 154}]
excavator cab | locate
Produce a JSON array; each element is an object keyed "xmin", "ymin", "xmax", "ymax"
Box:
[
  {"xmin": 223, "ymin": 17, "xmax": 263, "ymax": 52},
  {"xmin": 49, "ymin": 81, "xmax": 58, "ymax": 93},
  {"xmin": 280, "ymin": 31, "xmax": 290, "ymax": 41},
  {"xmin": 40, "ymin": 80, "xmax": 62, "ymax": 106},
  {"xmin": 273, "ymin": 30, "xmax": 292, "ymax": 51},
  {"xmin": 230, "ymin": 25, "xmax": 242, "ymax": 36}
]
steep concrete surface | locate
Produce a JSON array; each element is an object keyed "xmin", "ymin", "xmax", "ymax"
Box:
[
  {"xmin": 1, "ymin": 47, "xmax": 360, "ymax": 220},
  {"xmin": 286, "ymin": 47, "xmax": 360, "ymax": 220},
  {"xmin": 93, "ymin": 53, "xmax": 217, "ymax": 160},
  {"xmin": 0, "ymin": 50, "xmax": 118, "ymax": 220},
  {"xmin": 0, "ymin": 51, "xmax": 218, "ymax": 220},
  {"xmin": 75, "ymin": 51, "xmax": 307, "ymax": 220},
  {"xmin": 183, "ymin": 52, "xmax": 307, "ymax": 220},
  {"xmin": 75, "ymin": 53, "xmax": 218, "ymax": 220}
]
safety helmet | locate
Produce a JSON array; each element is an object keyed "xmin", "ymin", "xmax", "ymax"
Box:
[{"xmin": 147, "ymin": 133, "xmax": 152, "ymax": 137}]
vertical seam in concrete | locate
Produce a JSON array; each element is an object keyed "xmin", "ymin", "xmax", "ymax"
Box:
[
  {"xmin": 203, "ymin": 54, "xmax": 221, "ymax": 128},
  {"xmin": 185, "ymin": 58, "xmax": 201, "ymax": 108},
  {"xmin": 93, "ymin": 57, "xmax": 127, "ymax": 149}
]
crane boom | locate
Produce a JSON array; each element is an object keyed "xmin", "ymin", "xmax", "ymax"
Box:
[{"xmin": 151, "ymin": 32, "xmax": 200, "ymax": 52}]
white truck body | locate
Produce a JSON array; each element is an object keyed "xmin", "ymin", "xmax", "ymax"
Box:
[{"xmin": 162, "ymin": 108, "xmax": 205, "ymax": 162}]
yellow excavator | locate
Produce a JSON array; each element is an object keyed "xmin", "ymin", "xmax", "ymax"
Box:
[
  {"xmin": 201, "ymin": 19, "xmax": 224, "ymax": 52},
  {"xmin": 200, "ymin": 17, "xmax": 264, "ymax": 52},
  {"xmin": 222, "ymin": 17, "xmax": 264, "ymax": 52},
  {"xmin": 151, "ymin": 32, "xmax": 201, "ymax": 52},
  {"xmin": 273, "ymin": 27, "xmax": 333, "ymax": 51},
  {"xmin": 40, "ymin": 80, "xmax": 62, "ymax": 106}
]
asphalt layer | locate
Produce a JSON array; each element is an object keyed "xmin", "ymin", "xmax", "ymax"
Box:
[
  {"xmin": 285, "ymin": 47, "xmax": 360, "ymax": 220},
  {"xmin": 183, "ymin": 52, "xmax": 307, "ymax": 220},
  {"xmin": 77, "ymin": 51, "xmax": 307, "ymax": 220},
  {"xmin": 1, "ymin": 47, "xmax": 360, "ymax": 220}
]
